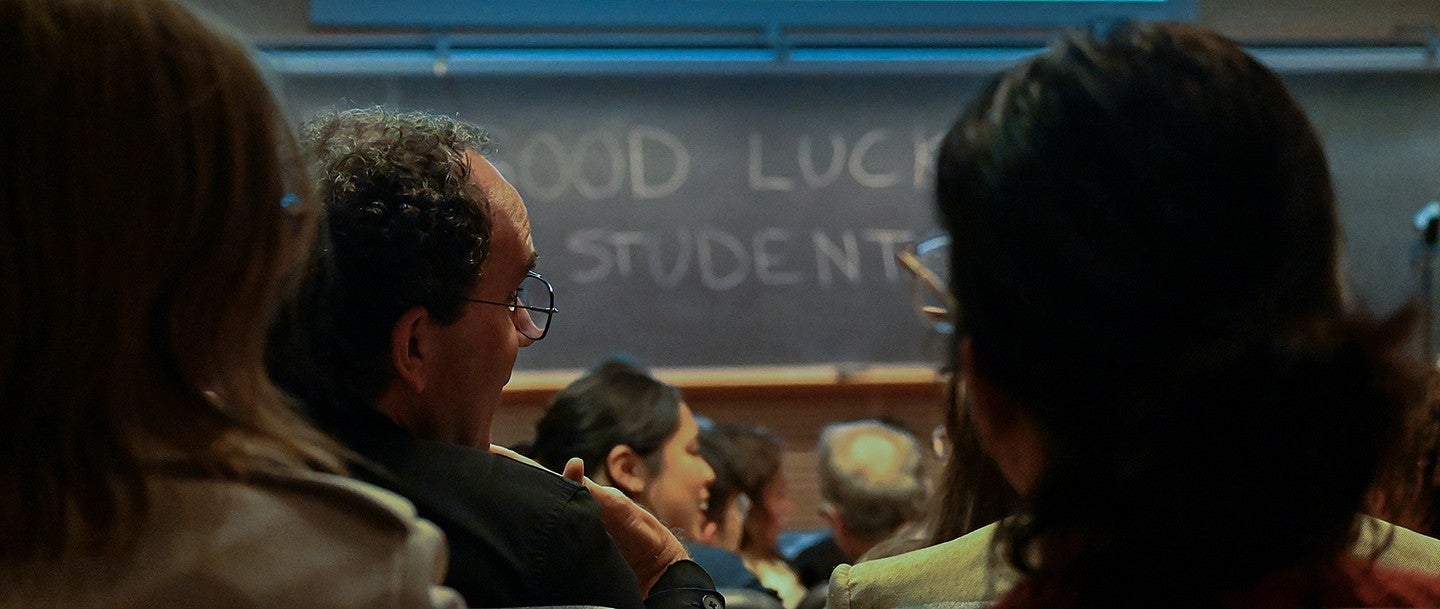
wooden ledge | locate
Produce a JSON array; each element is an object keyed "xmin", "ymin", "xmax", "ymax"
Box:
[{"xmin": 502, "ymin": 363, "xmax": 946, "ymax": 404}]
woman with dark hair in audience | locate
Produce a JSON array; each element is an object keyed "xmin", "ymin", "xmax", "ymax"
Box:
[
  {"xmin": 0, "ymin": 0, "xmax": 460, "ymax": 606},
  {"xmin": 530, "ymin": 358, "xmax": 770, "ymax": 595},
  {"xmin": 530, "ymin": 358, "xmax": 715, "ymax": 540},
  {"xmin": 698, "ymin": 421, "xmax": 753, "ymax": 554},
  {"xmin": 921, "ymin": 20, "xmax": 1440, "ymax": 607},
  {"xmin": 719, "ymin": 426, "xmax": 807, "ymax": 609},
  {"xmin": 837, "ymin": 197, "xmax": 1440, "ymax": 609},
  {"xmin": 836, "ymin": 18, "xmax": 1440, "ymax": 609}
]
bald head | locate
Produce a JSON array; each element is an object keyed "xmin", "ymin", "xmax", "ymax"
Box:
[{"xmin": 818, "ymin": 420, "xmax": 927, "ymax": 545}]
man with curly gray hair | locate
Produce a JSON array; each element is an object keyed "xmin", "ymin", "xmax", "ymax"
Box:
[{"xmin": 270, "ymin": 107, "xmax": 720, "ymax": 609}]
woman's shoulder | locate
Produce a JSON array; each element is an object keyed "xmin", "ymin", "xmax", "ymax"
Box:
[
  {"xmin": 149, "ymin": 465, "xmax": 433, "ymax": 539},
  {"xmin": 850, "ymin": 521, "xmax": 1000, "ymax": 582},
  {"xmin": 830, "ymin": 522, "xmax": 1010, "ymax": 609},
  {"xmin": 2, "ymin": 468, "xmax": 466, "ymax": 609},
  {"xmin": 228, "ymin": 468, "xmax": 421, "ymax": 517},
  {"xmin": 1354, "ymin": 514, "xmax": 1440, "ymax": 574},
  {"xmin": 122, "ymin": 470, "xmax": 461, "ymax": 608}
]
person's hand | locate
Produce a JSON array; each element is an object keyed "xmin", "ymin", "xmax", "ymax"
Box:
[{"xmin": 562, "ymin": 457, "xmax": 690, "ymax": 595}]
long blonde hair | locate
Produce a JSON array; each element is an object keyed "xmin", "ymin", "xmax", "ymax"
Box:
[{"xmin": 0, "ymin": 0, "xmax": 342, "ymax": 563}]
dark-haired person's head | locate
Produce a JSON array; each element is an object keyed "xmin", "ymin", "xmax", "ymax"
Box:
[
  {"xmin": 274, "ymin": 107, "xmax": 539, "ymax": 447},
  {"xmin": 2, "ymin": 0, "xmax": 339, "ymax": 564},
  {"xmin": 530, "ymin": 359, "xmax": 715, "ymax": 539},
  {"xmin": 714, "ymin": 426, "xmax": 792, "ymax": 560},
  {"xmin": 698, "ymin": 422, "xmax": 751, "ymax": 551},
  {"xmin": 937, "ymin": 21, "xmax": 1426, "ymax": 605}
]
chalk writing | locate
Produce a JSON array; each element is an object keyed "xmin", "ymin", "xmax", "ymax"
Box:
[
  {"xmin": 492, "ymin": 126, "xmax": 944, "ymax": 202},
  {"xmin": 566, "ymin": 227, "xmax": 917, "ymax": 290}
]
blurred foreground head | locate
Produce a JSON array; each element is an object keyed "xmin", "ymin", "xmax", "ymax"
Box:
[
  {"xmin": 0, "ymin": 0, "xmax": 334, "ymax": 563},
  {"xmin": 937, "ymin": 20, "xmax": 1422, "ymax": 603}
]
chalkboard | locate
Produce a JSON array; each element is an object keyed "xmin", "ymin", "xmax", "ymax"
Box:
[{"xmin": 278, "ymin": 71, "xmax": 1440, "ymax": 372}]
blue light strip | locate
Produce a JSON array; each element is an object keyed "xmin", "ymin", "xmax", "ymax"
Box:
[
  {"xmin": 263, "ymin": 45, "xmax": 1439, "ymax": 76},
  {"xmin": 309, "ymin": 0, "xmax": 1196, "ymax": 29}
]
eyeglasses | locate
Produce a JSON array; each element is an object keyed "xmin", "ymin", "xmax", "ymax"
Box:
[
  {"xmin": 896, "ymin": 234, "xmax": 957, "ymax": 335},
  {"xmin": 465, "ymin": 271, "xmax": 558, "ymax": 341}
]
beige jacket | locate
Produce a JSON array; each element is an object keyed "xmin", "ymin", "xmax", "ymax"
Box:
[
  {"xmin": 828, "ymin": 515, "xmax": 1440, "ymax": 609},
  {"xmin": 2, "ymin": 470, "xmax": 466, "ymax": 609}
]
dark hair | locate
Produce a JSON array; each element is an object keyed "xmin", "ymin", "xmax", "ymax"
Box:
[
  {"xmin": 699, "ymin": 421, "xmax": 745, "ymax": 527},
  {"xmin": 716, "ymin": 425, "xmax": 786, "ymax": 558},
  {"xmin": 929, "ymin": 375, "xmax": 1018, "ymax": 545},
  {"xmin": 1371, "ymin": 373, "xmax": 1440, "ymax": 538},
  {"xmin": 937, "ymin": 21, "xmax": 1422, "ymax": 604},
  {"xmin": 863, "ymin": 350, "xmax": 1020, "ymax": 563},
  {"xmin": 280, "ymin": 107, "xmax": 493, "ymax": 405},
  {"xmin": 530, "ymin": 358, "xmax": 682, "ymax": 478}
]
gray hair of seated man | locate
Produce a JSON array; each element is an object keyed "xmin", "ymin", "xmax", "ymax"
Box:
[{"xmin": 817, "ymin": 420, "xmax": 928, "ymax": 542}]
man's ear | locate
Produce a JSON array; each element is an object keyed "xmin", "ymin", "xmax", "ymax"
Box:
[
  {"xmin": 390, "ymin": 306, "xmax": 431, "ymax": 394},
  {"xmin": 960, "ymin": 337, "xmax": 1043, "ymax": 495},
  {"xmin": 603, "ymin": 444, "xmax": 650, "ymax": 497},
  {"xmin": 820, "ymin": 502, "xmax": 846, "ymax": 534},
  {"xmin": 823, "ymin": 503, "xmax": 866, "ymax": 562}
]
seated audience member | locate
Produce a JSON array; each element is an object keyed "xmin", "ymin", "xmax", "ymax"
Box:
[
  {"xmin": 269, "ymin": 108, "xmax": 718, "ymax": 609},
  {"xmin": 845, "ymin": 20, "xmax": 1440, "ymax": 609},
  {"xmin": 529, "ymin": 359, "xmax": 768, "ymax": 594},
  {"xmin": 0, "ymin": 1, "xmax": 461, "ymax": 607},
  {"xmin": 834, "ymin": 387, "xmax": 1440, "ymax": 608},
  {"xmin": 693, "ymin": 421, "xmax": 789, "ymax": 602},
  {"xmin": 711, "ymin": 426, "xmax": 807, "ymax": 609},
  {"xmin": 836, "ymin": 211, "xmax": 1440, "ymax": 609},
  {"xmin": 850, "ymin": 389, "xmax": 1017, "ymax": 560},
  {"xmin": 698, "ymin": 420, "xmax": 755, "ymax": 553},
  {"xmin": 827, "ymin": 380, "xmax": 1024, "ymax": 608},
  {"xmin": 792, "ymin": 420, "xmax": 927, "ymax": 589}
]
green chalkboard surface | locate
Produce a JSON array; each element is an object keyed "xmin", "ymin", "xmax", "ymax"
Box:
[{"xmin": 280, "ymin": 72, "xmax": 1440, "ymax": 371}]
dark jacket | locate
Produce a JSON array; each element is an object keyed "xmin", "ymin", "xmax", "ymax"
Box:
[
  {"xmin": 309, "ymin": 401, "xmax": 719, "ymax": 609},
  {"xmin": 683, "ymin": 541, "xmax": 768, "ymax": 594},
  {"xmin": 790, "ymin": 535, "xmax": 848, "ymax": 588}
]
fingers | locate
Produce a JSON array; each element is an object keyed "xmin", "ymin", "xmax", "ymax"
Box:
[
  {"xmin": 563, "ymin": 457, "xmax": 586, "ymax": 483},
  {"xmin": 487, "ymin": 445, "xmax": 687, "ymax": 594}
]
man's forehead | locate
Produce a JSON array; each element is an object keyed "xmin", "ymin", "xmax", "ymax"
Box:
[
  {"xmin": 463, "ymin": 151, "xmax": 537, "ymax": 279},
  {"xmin": 465, "ymin": 153, "xmax": 528, "ymax": 225}
]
